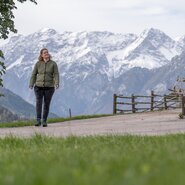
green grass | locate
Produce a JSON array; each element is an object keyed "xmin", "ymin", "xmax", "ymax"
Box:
[
  {"xmin": 0, "ymin": 134, "xmax": 185, "ymax": 185},
  {"xmin": 0, "ymin": 114, "xmax": 113, "ymax": 128}
]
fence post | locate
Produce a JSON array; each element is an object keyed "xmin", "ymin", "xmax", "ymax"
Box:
[
  {"xmin": 151, "ymin": 91, "xmax": 154, "ymax": 111},
  {"xmin": 69, "ymin": 108, "xmax": 72, "ymax": 118},
  {"xmin": 113, "ymin": 94, "xmax": 117, "ymax": 114},
  {"xmin": 179, "ymin": 94, "xmax": 183, "ymax": 108},
  {"xmin": 182, "ymin": 96, "xmax": 185, "ymax": 115},
  {"xmin": 164, "ymin": 94, "xmax": 167, "ymax": 110},
  {"xmin": 132, "ymin": 94, "xmax": 136, "ymax": 113}
]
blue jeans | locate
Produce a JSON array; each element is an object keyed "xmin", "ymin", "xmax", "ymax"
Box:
[{"xmin": 34, "ymin": 86, "xmax": 55, "ymax": 122}]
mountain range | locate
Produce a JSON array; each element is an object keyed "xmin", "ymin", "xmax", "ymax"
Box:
[{"xmin": 0, "ymin": 27, "xmax": 185, "ymax": 116}]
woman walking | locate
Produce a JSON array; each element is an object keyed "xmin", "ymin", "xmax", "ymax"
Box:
[{"xmin": 29, "ymin": 48, "xmax": 59, "ymax": 127}]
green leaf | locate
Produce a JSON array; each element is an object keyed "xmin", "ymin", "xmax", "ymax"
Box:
[{"xmin": 0, "ymin": 0, "xmax": 37, "ymax": 88}]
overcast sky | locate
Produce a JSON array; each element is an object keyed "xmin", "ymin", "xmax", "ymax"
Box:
[{"xmin": 13, "ymin": 0, "xmax": 185, "ymax": 38}]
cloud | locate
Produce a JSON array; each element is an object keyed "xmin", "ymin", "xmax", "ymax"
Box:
[{"xmin": 13, "ymin": 0, "xmax": 185, "ymax": 38}]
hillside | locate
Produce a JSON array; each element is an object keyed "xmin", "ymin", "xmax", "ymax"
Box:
[
  {"xmin": 0, "ymin": 105, "xmax": 20, "ymax": 122},
  {"xmin": 0, "ymin": 87, "xmax": 58, "ymax": 121}
]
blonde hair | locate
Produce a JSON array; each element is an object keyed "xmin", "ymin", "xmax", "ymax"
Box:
[{"xmin": 38, "ymin": 48, "xmax": 52, "ymax": 61}]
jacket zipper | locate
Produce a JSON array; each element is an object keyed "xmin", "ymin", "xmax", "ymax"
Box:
[{"xmin": 44, "ymin": 62, "xmax": 47, "ymax": 87}]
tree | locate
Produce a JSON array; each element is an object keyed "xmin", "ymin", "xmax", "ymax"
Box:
[{"xmin": 0, "ymin": 0, "xmax": 37, "ymax": 90}]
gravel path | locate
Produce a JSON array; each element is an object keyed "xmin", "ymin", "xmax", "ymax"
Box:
[{"xmin": 0, "ymin": 109, "xmax": 185, "ymax": 138}]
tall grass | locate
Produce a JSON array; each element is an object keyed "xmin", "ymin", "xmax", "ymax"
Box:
[{"xmin": 0, "ymin": 134, "xmax": 185, "ymax": 185}]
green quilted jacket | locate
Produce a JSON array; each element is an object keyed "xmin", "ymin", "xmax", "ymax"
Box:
[{"xmin": 29, "ymin": 60, "xmax": 59, "ymax": 87}]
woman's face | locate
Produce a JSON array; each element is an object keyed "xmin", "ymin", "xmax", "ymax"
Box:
[{"xmin": 41, "ymin": 49, "xmax": 49, "ymax": 60}]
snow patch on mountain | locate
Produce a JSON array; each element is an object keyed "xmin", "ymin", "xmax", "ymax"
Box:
[
  {"xmin": 153, "ymin": 83, "xmax": 167, "ymax": 94},
  {"xmin": 126, "ymin": 55, "xmax": 163, "ymax": 69},
  {"xmin": 159, "ymin": 47, "xmax": 179, "ymax": 60},
  {"xmin": 6, "ymin": 55, "xmax": 24, "ymax": 70}
]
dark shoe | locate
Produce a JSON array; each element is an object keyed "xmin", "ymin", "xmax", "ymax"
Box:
[
  {"xmin": 35, "ymin": 119, "xmax": 41, "ymax": 126},
  {"xmin": 42, "ymin": 121, "xmax": 47, "ymax": 127},
  {"xmin": 35, "ymin": 122, "xmax": 41, "ymax": 127}
]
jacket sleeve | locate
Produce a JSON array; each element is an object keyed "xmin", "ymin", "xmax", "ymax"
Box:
[
  {"xmin": 54, "ymin": 62, "xmax": 60, "ymax": 86},
  {"xmin": 29, "ymin": 63, "xmax": 38, "ymax": 87}
]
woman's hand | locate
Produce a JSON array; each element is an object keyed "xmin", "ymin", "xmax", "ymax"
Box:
[{"xmin": 55, "ymin": 85, "xmax": 59, "ymax": 89}]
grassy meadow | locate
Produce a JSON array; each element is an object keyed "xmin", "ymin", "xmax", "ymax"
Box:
[{"xmin": 0, "ymin": 134, "xmax": 185, "ymax": 185}]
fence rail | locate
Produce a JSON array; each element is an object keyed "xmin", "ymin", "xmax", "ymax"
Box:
[{"xmin": 113, "ymin": 91, "xmax": 183, "ymax": 114}]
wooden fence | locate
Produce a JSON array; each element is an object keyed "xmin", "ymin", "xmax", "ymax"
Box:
[{"xmin": 113, "ymin": 91, "xmax": 183, "ymax": 114}]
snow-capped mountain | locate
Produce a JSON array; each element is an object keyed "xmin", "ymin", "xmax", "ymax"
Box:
[
  {"xmin": 107, "ymin": 28, "xmax": 182, "ymax": 73},
  {"xmin": 0, "ymin": 28, "xmax": 184, "ymax": 116}
]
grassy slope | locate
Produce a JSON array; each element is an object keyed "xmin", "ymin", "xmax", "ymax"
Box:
[{"xmin": 0, "ymin": 134, "xmax": 185, "ymax": 185}]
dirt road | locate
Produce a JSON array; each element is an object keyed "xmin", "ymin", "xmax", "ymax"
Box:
[{"xmin": 0, "ymin": 109, "xmax": 185, "ymax": 138}]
